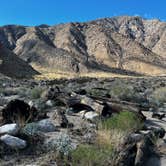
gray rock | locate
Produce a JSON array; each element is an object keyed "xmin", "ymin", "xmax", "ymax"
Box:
[
  {"xmin": 0, "ymin": 134, "xmax": 27, "ymax": 149},
  {"xmin": 84, "ymin": 111, "xmax": 99, "ymax": 122},
  {"xmin": 37, "ymin": 119, "xmax": 57, "ymax": 132},
  {"xmin": 46, "ymin": 100, "xmax": 54, "ymax": 107},
  {"xmin": 0, "ymin": 123, "xmax": 19, "ymax": 135},
  {"xmin": 129, "ymin": 133, "xmax": 143, "ymax": 143}
]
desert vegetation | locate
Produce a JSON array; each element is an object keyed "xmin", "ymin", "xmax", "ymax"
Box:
[{"xmin": 0, "ymin": 76, "xmax": 165, "ymax": 165}]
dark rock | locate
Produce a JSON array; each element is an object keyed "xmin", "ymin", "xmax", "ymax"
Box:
[
  {"xmin": 1, "ymin": 99, "xmax": 39, "ymax": 125},
  {"xmin": 152, "ymin": 112, "xmax": 165, "ymax": 120}
]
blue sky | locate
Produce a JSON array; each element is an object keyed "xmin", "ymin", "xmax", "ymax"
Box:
[{"xmin": 0, "ymin": 0, "xmax": 165, "ymax": 26}]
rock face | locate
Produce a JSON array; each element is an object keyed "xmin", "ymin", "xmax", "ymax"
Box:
[
  {"xmin": 0, "ymin": 16, "xmax": 165, "ymax": 75},
  {"xmin": 0, "ymin": 44, "xmax": 38, "ymax": 78}
]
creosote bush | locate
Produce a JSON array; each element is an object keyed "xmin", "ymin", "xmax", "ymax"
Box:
[
  {"xmin": 30, "ymin": 87, "xmax": 43, "ymax": 99},
  {"xmin": 109, "ymin": 84, "xmax": 134, "ymax": 100},
  {"xmin": 99, "ymin": 111, "xmax": 143, "ymax": 132},
  {"xmin": 71, "ymin": 144, "xmax": 115, "ymax": 166}
]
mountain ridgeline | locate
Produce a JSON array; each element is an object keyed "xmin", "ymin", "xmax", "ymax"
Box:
[{"xmin": 0, "ymin": 16, "xmax": 166, "ymax": 77}]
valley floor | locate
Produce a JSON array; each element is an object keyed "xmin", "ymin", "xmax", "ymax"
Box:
[{"xmin": 0, "ymin": 76, "xmax": 165, "ymax": 166}]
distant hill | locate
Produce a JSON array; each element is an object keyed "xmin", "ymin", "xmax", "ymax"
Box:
[
  {"xmin": 0, "ymin": 16, "xmax": 165, "ymax": 76},
  {"xmin": 0, "ymin": 44, "xmax": 38, "ymax": 78}
]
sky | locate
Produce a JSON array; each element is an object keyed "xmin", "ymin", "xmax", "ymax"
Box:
[{"xmin": 0, "ymin": 0, "xmax": 165, "ymax": 26}]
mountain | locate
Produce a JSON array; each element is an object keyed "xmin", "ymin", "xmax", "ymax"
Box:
[
  {"xmin": 0, "ymin": 44, "xmax": 38, "ymax": 78},
  {"xmin": 0, "ymin": 16, "xmax": 165, "ymax": 76}
]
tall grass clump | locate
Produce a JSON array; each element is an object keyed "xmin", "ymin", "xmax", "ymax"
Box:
[{"xmin": 99, "ymin": 111, "xmax": 143, "ymax": 132}]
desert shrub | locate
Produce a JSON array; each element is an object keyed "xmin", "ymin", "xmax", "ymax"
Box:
[
  {"xmin": 71, "ymin": 144, "xmax": 115, "ymax": 166},
  {"xmin": 30, "ymin": 87, "xmax": 43, "ymax": 99},
  {"xmin": 109, "ymin": 84, "xmax": 135, "ymax": 100},
  {"xmin": 150, "ymin": 87, "xmax": 166, "ymax": 106},
  {"xmin": 88, "ymin": 88, "xmax": 107, "ymax": 97},
  {"xmin": 45, "ymin": 133, "xmax": 74, "ymax": 157},
  {"xmin": 99, "ymin": 111, "xmax": 143, "ymax": 132}
]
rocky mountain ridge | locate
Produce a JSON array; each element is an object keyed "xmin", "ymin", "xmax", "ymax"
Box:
[
  {"xmin": 0, "ymin": 44, "xmax": 38, "ymax": 78},
  {"xmin": 0, "ymin": 16, "xmax": 165, "ymax": 76}
]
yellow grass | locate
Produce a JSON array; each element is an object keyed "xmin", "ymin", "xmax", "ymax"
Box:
[
  {"xmin": 96, "ymin": 129, "xmax": 127, "ymax": 148},
  {"xmin": 31, "ymin": 63, "xmax": 165, "ymax": 80}
]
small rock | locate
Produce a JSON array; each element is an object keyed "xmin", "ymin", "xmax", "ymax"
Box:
[
  {"xmin": 0, "ymin": 134, "xmax": 27, "ymax": 149},
  {"xmin": 28, "ymin": 100, "xmax": 34, "ymax": 107},
  {"xmin": 0, "ymin": 123, "xmax": 19, "ymax": 135},
  {"xmin": 84, "ymin": 111, "xmax": 99, "ymax": 122},
  {"xmin": 139, "ymin": 130, "xmax": 152, "ymax": 136},
  {"xmin": 46, "ymin": 100, "xmax": 54, "ymax": 107}
]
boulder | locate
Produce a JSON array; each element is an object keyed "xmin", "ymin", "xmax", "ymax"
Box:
[
  {"xmin": 0, "ymin": 123, "xmax": 19, "ymax": 135},
  {"xmin": 0, "ymin": 134, "xmax": 27, "ymax": 149}
]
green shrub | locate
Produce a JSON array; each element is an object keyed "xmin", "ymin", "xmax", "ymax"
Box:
[
  {"xmin": 100, "ymin": 111, "xmax": 143, "ymax": 132},
  {"xmin": 30, "ymin": 87, "xmax": 43, "ymax": 99},
  {"xmin": 71, "ymin": 144, "xmax": 114, "ymax": 166}
]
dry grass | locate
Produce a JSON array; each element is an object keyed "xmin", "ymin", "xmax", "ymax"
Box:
[
  {"xmin": 150, "ymin": 87, "xmax": 166, "ymax": 105},
  {"xmin": 96, "ymin": 129, "xmax": 127, "ymax": 148},
  {"xmin": 32, "ymin": 63, "xmax": 134, "ymax": 80},
  {"xmin": 32, "ymin": 62, "xmax": 166, "ymax": 80}
]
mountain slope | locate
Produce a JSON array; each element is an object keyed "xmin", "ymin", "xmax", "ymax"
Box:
[
  {"xmin": 0, "ymin": 16, "xmax": 165, "ymax": 76},
  {"xmin": 0, "ymin": 44, "xmax": 38, "ymax": 78}
]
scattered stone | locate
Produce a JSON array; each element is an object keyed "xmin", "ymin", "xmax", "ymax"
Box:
[{"xmin": 0, "ymin": 134, "xmax": 27, "ymax": 149}]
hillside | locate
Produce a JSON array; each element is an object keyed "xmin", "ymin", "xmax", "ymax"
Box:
[
  {"xmin": 0, "ymin": 16, "xmax": 165, "ymax": 76},
  {"xmin": 0, "ymin": 44, "xmax": 38, "ymax": 78}
]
